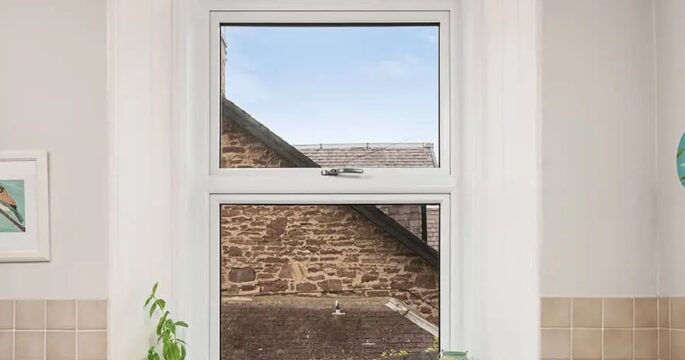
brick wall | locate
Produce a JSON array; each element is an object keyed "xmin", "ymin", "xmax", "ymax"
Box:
[
  {"xmin": 426, "ymin": 205, "xmax": 439, "ymax": 250},
  {"xmin": 376, "ymin": 204, "xmax": 423, "ymax": 239},
  {"xmin": 221, "ymin": 204, "xmax": 439, "ymax": 322}
]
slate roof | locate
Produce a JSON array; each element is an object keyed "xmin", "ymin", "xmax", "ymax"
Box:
[
  {"xmin": 222, "ymin": 98, "xmax": 439, "ymax": 266},
  {"xmin": 295, "ymin": 143, "xmax": 437, "ymax": 168},
  {"xmin": 221, "ymin": 296, "xmax": 437, "ymax": 360}
]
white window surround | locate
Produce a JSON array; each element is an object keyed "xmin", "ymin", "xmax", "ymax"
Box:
[
  {"xmin": 209, "ymin": 194, "xmax": 455, "ymax": 359},
  {"xmin": 107, "ymin": 0, "xmax": 541, "ymax": 359},
  {"xmin": 201, "ymin": 2, "xmax": 462, "ymax": 357}
]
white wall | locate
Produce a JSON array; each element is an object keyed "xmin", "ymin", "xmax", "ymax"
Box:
[
  {"xmin": 541, "ymin": 0, "xmax": 657, "ymax": 296},
  {"xmin": 0, "ymin": 0, "xmax": 108, "ymax": 299},
  {"xmin": 656, "ymin": 0, "xmax": 685, "ymax": 296}
]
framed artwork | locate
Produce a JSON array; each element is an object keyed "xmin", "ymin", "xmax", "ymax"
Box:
[{"xmin": 0, "ymin": 151, "xmax": 50, "ymax": 262}]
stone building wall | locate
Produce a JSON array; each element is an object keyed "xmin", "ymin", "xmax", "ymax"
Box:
[
  {"xmin": 221, "ymin": 204, "xmax": 439, "ymax": 322},
  {"xmin": 220, "ymin": 117, "xmax": 439, "ymax": 322},
  {"xmin": 221, "ymin": 119, "xmax": 292, "ymax": 168}
]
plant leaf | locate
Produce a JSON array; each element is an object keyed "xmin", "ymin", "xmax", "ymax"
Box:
[
  {"xmin": 156, "ymin": 299, "xmax": 166, "ymax": 311},
  {"xmin": 152, "ymin": 282, "xmax": 159, "ymax": 297},
  {"xmin": 149, "ymin": 301, "xmax": 158, "ymax": 317},
  {"xmin": 175, "ymin": 321, "xmax": 189, "ymax": 328}
]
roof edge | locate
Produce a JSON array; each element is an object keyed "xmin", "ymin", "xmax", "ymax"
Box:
[
  {"xmin": 222, "ymin": 98, "xmax": 319, "ymax": 167},
  {"xmin": 222, "ymin": 97, "xmax": 439, "ymax": 267}
]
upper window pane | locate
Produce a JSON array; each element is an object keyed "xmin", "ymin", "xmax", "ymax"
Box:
[{"xmin": 220, "ymin": 25, "xmax": 440, "ymax": 169}]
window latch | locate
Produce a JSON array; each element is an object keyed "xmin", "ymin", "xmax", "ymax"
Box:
[{"xmin": 321, "ymin": 168, "xmax": 364, "ymax": 176}]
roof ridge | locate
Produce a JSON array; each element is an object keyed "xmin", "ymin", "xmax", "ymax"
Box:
[{"xmin": 295, "ymin": 142, "xmax": 434, "ymax": 149}]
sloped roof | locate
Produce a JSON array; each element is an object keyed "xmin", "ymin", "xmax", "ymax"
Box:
[
  {"xmin": 221, "ymin": 296, "xmax": 437, "ymax": 360},
  {"xmin": 295, "ymin": 143, "xmax": 437, "ymax": 168},
  {"xmin": 222, "ymin": 98, "xmax": 438, "ymax": 266}
]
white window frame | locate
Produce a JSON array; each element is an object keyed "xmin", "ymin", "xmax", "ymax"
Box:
[
  {"xmin": 177, "ymin": 1, "xmax": 465, "ymax": 359},
  {"xmin": 210, "ymin": 9, "xmax": 457, "ymax": 184},
  {"xmin": 208, "ymin": 193, "xmax": 457, "ymax": 359}
]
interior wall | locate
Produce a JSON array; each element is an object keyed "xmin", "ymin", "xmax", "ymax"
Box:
[
  {"xmin": 0, "ymin": 0, "xmax": 108, "ymax": 298},
  {"xmin": 655, "ymin": 0, "xmax": 685, "ymax": 296},
  {"xmin": 541, "ymin": 0, "xmax": 657, "ymax": 296}
]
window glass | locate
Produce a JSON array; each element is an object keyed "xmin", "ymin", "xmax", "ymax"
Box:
[
  {"xmin": 220, "ymin": 25, "xmax": 440, "ymax": 169},
  {"xmin": 220, "ymin": 203, "xmax": 440, "ymax": 359}
]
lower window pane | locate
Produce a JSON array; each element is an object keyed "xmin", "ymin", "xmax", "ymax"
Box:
[{"xmin": 220, "ymin": 204, "xmax": 440, "ymax": 359}]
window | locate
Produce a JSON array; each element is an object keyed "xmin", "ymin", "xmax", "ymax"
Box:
[
  {"xmin": 219, "ymin": 202, "xmax": 441, "ymax": 359},
  {"xmin": 187, "ymin": 3, "xmax": 462, "ymax": 359},
  {"xmin": 220, "ymin": 25, "xmax": 440, "ymax": 169},
  {"xmin": 210, "ymin": 10, "xmax": 456, "ymax": 180}
]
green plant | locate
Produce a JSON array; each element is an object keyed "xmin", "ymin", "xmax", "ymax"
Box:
[
  {"xmin": 379, "ymin": 349, "xmax": 409, "ymax": 359},
  {"xmin": 144, "ymin": 282, "xmax": 188, "ymax": 360},
  {"xmin": 424, "ymin": 337, "xmax": 439, "ymax": 353}
]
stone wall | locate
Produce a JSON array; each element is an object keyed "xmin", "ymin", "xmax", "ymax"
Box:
[
  {"xmin": 221, "ymin": 119, "xmax": 292, "ymax": 168},
  {"xmin": 221, "ymin": 204, "xmax": 439, "ymax": 322}
]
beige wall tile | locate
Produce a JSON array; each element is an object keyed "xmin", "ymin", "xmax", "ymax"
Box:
[
  {"xmin": 660, "ymin": 297, "xmax": 671, "ymax": 328},
  {"xmin": 604, "ymin": 298, "xmax": 634, "ymax": 328},
  {"xmin": 672, "ymin": 330, "xmax": 685, "ymax": 360},
  {"xmin": 636, "ymin": 298, "xmax": 658, "ymax": 328},
  {"xmin": 573, "ymin": 298, "xmax": 602, "ymax": 328},
  {"xmin": 47, "ymin": 331, "xmax": 76, "ymax": 360},
  {"xmin": 660, "ymin": 328, "xmax": 671, "ymax": 360},
  {"xmin": 635, "ymin": 329, "xmax": 658, "ymax": 359},
  {"xmin": 541, "ymin": 329, "xmax": 571, "ymax": 359},
  {"xmin": 78, "ymin": 331, "xmax": 107, "ymax": 359},
  {"xmin": 603, "ymin": 329, "xmax": 633, "ymax": 359},
  {"xmin": 672, "ymin": 298, "xmax": 685, "ymax": 330},
  {"xmin": 542, "ymin": 298, "xmax": 572, "ymax": 328},
  {"xmin": 16, "ymin": 331, "xmax": 44, "ymax": 359},
  {"xmin": 16, "ymin": 300, "xmax": 44, "ymax": 330},
  {"xmin": 572, "ymin": 329, "xmax": 601, "ymax": 359},
  {"xmin": 0, "ymin": 301, "xmax": 12, "ymax": 330},
  {"xmin": 0, "ymin": 331, "xmax": 12, "ymax": 360},
  {"xmin": 47, "ymin": 300, "xmax": 76, "ymax": 330},
  {"xmin": 78, "ymin": 300, "xmax": 107, "ymax": 330}
]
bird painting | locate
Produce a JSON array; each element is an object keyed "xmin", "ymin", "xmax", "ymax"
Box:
[{"xmin": 0, "ymin": 182, "xmax": 25, "ymax": 232}]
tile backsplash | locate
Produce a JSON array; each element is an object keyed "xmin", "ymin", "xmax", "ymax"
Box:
[
  {"xmin": 0, "ymin": 299, "xmax": 107, "ymax": 360},
  {"xmin": 541, "ymin": 297, "xmax": 683, "ymax": 360}
]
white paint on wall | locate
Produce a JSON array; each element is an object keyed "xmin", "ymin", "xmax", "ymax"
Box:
[
  {"xmin": 541, "ymin": 0, "xmax": 657, "ymax": 297},
  {"xmin": 0, "ymin": 0, "xmax": 108, "ymax": 299},
  {"xmin": 107, "ymin": 0, "xmax": 174, "ymax": 357},
  {"xmin": 655, "ymin": 0, "xmax": 685, "ymax": 296}
]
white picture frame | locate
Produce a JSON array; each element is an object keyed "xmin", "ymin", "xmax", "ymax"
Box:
[{"xmin": 0, "ymin": 150, "xmax": 50, "ymax": 262}]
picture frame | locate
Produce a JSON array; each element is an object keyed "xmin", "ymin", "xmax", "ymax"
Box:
[{"xmin": 0, "ymin": 150, "xmax": 50, "ymax": 262}]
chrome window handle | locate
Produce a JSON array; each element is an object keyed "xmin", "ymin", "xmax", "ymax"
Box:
[{"xmin": 320, "ymin": 168, "xmax": 364, "ymax": 176}]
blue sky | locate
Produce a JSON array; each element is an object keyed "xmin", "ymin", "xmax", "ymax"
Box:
[{"xmin": 222, "ymin": 25, "xmax": 439, "ymax": 147}]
